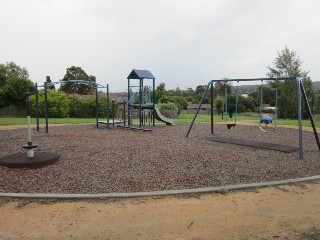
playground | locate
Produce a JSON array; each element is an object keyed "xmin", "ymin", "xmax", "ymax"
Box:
[{"xmin": 0, "ymin": 122, "xmax": 320, "ymax": 194}]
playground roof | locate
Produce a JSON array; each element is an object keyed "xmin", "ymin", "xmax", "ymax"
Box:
[{"xmin": 127, "ymin": 69, "xmax": 155, "ymax": 80}]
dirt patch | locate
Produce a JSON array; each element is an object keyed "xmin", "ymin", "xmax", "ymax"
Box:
[{"xmin": 1, "ymin": 181, "xmax": 320, "ymax": 239}]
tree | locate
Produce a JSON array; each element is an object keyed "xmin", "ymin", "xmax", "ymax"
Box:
[
  {"xmin": 155, "ymin": 82, "xmax": 166, "ymax": 103},
  {"xmin": 0, "ymin": 77, "xmax": 35, "ymax": 107},
  {"xmin": 267, "ymin": 46, "xmax": 313, "ymax": 119},
  {"xmin": 214, "ymin": 95, "xmax": 223, "ymax": 118},
  {"xmin": 192, "ymin": 85, "xmax": 210, "ymax": 104},
  {"xmin": 0, "ymin": 62, "xmax": 29, "ymax": 87},
  {"xmin": 59, "ymin": 66, "xmax": 96, "ymax": 95},
  {"xmin": 214, "ymin": 81, "xmax": 232, "ymax": 98}
]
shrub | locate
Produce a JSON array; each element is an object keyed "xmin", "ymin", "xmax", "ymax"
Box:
[
  {"xmin": 29, "ymin": 90, "xmax": 70, "ymax": 118},
  {"xmin": 157, "ymin": 102, "xmax": 179, "ymax": 111}
]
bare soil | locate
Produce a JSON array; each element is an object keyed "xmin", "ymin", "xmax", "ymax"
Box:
[{"xmin": 1, "ymin": 181, "xmax": 320, "ymax": 240}]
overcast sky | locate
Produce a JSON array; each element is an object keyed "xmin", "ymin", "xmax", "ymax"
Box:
[{"xmin": 1, "ymin": 0, "xmax": 319, "ymax": 92}]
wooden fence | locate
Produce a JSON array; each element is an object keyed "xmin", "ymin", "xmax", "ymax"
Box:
[{"xmin": 0, "ymin": 105, "xmax": 25, "ymax": 117}]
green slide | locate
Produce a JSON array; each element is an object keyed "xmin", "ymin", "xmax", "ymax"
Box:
[{"xmin": 154, "ymin": 105, "xmax": 174, "ymax": 125}]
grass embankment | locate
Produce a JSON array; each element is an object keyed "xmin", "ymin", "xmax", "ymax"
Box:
[{"xmin": 0, "ymin": 114, "xmax": 319, "ymax": 128}]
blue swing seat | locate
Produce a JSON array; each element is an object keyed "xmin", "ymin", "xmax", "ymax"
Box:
[{"xmin": 260, "ymin": 115, "xmax": 272, "ymax": 124}]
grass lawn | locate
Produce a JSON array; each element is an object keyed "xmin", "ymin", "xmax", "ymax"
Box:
[{"xmin": 0, "ymin": 114, "xmax": 319, "ymax": 128}]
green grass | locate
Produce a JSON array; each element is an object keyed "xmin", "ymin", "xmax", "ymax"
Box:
[
  {"xmin": 0, "ymin": 117, "xmax": 97, "ymax": 125},
  {"xmin": 1, "ymin": 114, "xmax": 319, "ymax": 128}
]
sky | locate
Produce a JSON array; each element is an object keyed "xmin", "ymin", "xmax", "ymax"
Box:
[{"xmin": 1, "ymin": 0, "xmax": 320, "ymax": 92}]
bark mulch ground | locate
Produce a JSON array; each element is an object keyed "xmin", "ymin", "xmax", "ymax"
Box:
[{"xmin": 0, "ymin": 123, "xmax": 319, "ymax": 194}]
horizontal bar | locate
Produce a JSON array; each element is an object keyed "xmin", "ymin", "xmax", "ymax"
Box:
[{"xmin": 208, "ymin": 77, "xmax": 297, "ymax": 84}]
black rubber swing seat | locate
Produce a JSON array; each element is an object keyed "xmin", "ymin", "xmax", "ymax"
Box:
[{"xmin": 227, "ymin": 123, "xmax": 236, "ymax": 129}]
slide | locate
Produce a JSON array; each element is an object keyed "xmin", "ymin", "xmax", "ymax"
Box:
[{"xmin": 154, "ymin": 105, "xmax": 174, "ymax": 125}]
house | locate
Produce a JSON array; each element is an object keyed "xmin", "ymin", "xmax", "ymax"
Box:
[{"xmin": 186, "ymin": 103, "xmax": 212, "ymax": 114}]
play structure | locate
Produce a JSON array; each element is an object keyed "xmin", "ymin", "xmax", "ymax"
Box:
[
  {"xmin": 35, "ymin": 70, "xmax": 173, "ymax": 133},
  {"xmin": 35, "ymin": 80, "xmax": 109, "ymax": 133},
  {"xmin": 186, "ymin": 77, "xmax": 320, "ymax": 160},
  {"xmin": 126, "ymin": 69, "xmax": 174, "ymax": 127}
]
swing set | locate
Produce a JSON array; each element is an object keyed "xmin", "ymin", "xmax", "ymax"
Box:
[{"xmin": 185, "ymin": 77, "xmax": 320, "ymax": 160}]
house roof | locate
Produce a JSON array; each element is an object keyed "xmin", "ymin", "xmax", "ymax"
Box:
[
  {"xmin": 127, "ymin": 69, "xmax": 155, "ymax": 79},
  {"xmin": 187, "ymin": 104, "xmax": 211, "ymax": 109}
]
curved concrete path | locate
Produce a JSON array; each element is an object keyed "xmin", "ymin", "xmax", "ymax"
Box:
[{"xmin": 1, "ymin": 175, "xmax": 320, "ymax": 199}]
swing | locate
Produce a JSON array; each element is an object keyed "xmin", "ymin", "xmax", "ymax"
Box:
[
  {"xmin": 225, "ymin": 81, "xmax": 239, "ymax": 129},
  {"xmin": 258, "ymin": 86, "xmax": 278, "ymax": 133}
]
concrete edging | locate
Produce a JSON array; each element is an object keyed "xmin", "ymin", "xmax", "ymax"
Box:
[{"xmin": 1, "ymin": 175, "xmax": 320, "ymax": 199}]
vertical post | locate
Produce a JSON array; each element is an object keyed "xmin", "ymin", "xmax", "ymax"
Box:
[
  {"xmin": 123, "ymin": 100, "xmax": 126, "ymax": 126},
  {"xmin": 26, "ymin": 98, "xmax": 34, "ymax": 157},
  {"xmin": 44, "ymin": 82, "xmax": 49, "ymax": 133},
  {"xmin": 106, "ymin": 84, "xmax": 110, "ymax": 128},
  {"xmin": 297, "ymin": 77, "xmax": 303, "ymax": 160},
  {"xmin": 112, "ymin": 99, "xmax": 115, "ymax": 127},
  {"xmin": 225, "ymin": 86, "xmax": 228, "ymax": 122},
  {"xmin": 152, "ymin": 78, "xmax": 155, "ymax": 126},
  {"xmin": 128, "ymin": 78, "xmax": 131, "ymax": 126},
  {"xmin": 235, "ymin": 83, "xmax": 239, "ymax": 122},
  {"xmin": 35, "ymin": 83, "xmax": 39, "ymax": 132},
  {"xmin": 275, "ymin": 88, "xmax": 278, "ymax": 128},
  {"xmin": 95, "ymin": 86, "xmax": 99, "ymax": 128},
  {"xmin": 259, "ymin": 87, "xmax": 263, "ymax": 123},
  {"xmin": 139, "ymin": 78, "xmax": 143, "ymax": 127},
  {"xmin": 210, "ymin": 82, "xmax": 214, "ymax": 135}
]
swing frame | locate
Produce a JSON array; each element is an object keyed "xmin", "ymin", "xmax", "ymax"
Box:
[{"xmin": 185, "ymin": 77, "xmax": 320, "ymax": 160}]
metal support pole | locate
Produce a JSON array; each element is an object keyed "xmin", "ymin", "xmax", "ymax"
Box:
[
  {"xmin": 259, "ymin": 87, "xmax": 263, "ymax": 122},
  {"xmin": 275, "ymin": 88, "xmax": 278, "ymax": 128},
  {"xmin": 225, "ymin": 86, "xmax": 228, "ymax": 122},
  {"xmin": 22, "ymin": 97, "xmax": 38, "ymax": 157},
  {"xmin": 297, "ymin": 77, "xmax": 303, "ymax": 160},
  {"xmin": 44, "ymin": 82, "xmax": 49, "ymax": 133},
  {"xmin": 123, "ymin": 100, "xmax": 126, "ymax": 126},
  {"xmin": 128, "ymin": 78, "xmax": 131, "ymax": 126},
  {"xmin": 139, "ymin": 78, "xmax": 143, "ymax": 127},
  {"xmin": 210, "ymin": 82, "xmax": 214, "ymax": 135},
  {"xmin": 95, "ymin": 87, "xmax": 99, "ymax": 128},
  {"xmin": 235, "ymin": 83, "xmax": 239, "ymax": 122},
  {"xmin": 112, "ymin": 99, "xmax": 115, "ymax": 127},
  {"xmin": 26, "ymin": 98, "xmax": 34, "ymax": 157},
  {"xmin": 35, "ymin": 83, "xmax": 39, "ymax": 131},
  {"xmin": 106, "ymin": 84, "xmax": 110, "ymax": 128},
  {"xmin": 153, "ymin": 78, "xmax": 155, "ymax": 126},
  {"xmin": 185, "ymin": 82, "xmax": 211, "ymax": 137},
  {"xmin": 300, "ymin": 80, "xmax": 320, "ymax": 152}
]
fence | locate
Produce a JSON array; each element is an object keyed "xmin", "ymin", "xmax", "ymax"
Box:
[{"xmin": 0, "ymin": 105, "xmax": 25, "ymax": 117}]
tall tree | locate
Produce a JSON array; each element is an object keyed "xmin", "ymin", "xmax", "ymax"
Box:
[
  {"xmin": 155, "ymin": 82, "xmax": 166, "ymax": 103},
  {"xmin": 0, "ymin": 77, "xmax": 35, "ymax": 107},
  {"xmin": 59, "ymin": 66, "xmax": 96, "ymax": 95},
  {"xmin": 0, "ymin": 62, "xmax": 29, "ymax": 87},
  {"xmin": 267, "ymin": 46, "xmax": 314, "ymax": 119}
]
